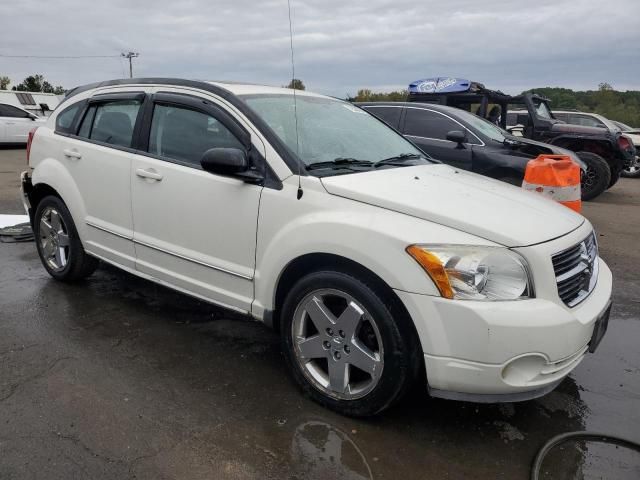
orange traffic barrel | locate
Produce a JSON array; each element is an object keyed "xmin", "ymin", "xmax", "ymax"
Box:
[{"xmin": 522, "ymin": 154, "xmax": 582, "ymax": 213}]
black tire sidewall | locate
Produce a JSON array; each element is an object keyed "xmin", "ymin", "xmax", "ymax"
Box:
[
  {"xmin": 607, "ymin": 165, "xmax": 621, "ymax": 189},
  {"xmin": 281, "ymin": 270, "xmax": 417, "ymax": 417},
  {"xmin": 577, "ymin": 151, "xmax": 611, "ymax": 201},
  {"xmin": 33, "ymin": 195, "xmax": 89, "ymax": 281}
]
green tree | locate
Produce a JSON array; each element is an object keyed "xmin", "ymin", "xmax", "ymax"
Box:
[
  {"xmin": 0, "ymin": 76, "xmax": 10, "ymax": 90},
  {"xmin": 12, "ymin": 74, "xmax": 65, "ymax": 94},
  {"xmin": 353, "ymin": 88, "xmax": 408, "ymax": 102},
  {"xmin": 285, "ymin": 78, "xmax": 306, "ymax": 90},
  {"xmin": 522, "ymin": 85, "xmax": 640, "ymax": 127}
]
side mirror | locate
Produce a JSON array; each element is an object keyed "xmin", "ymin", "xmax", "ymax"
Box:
[
  {"xmin": 446, "ymin": 130, "xmax": 467, "ymax": 144},
  {"xmin": 201, "ymin": 148, "xmax": 248, "ymax": 175},
  {"xmin": 200, "ymin": 147, "xmax": 264, "ymax": 184}
]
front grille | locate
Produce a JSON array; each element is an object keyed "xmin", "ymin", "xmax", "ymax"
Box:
[{"xmin": 552, "ymin": 233, "xmax": 599, "ymax": 307}]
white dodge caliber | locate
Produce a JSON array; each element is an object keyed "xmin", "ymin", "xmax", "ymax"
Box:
[{"xmin": 21, "ymin": 79, "xmax": 612, "ymax": 416}]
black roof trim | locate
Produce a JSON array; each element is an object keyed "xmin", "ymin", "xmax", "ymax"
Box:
[{"xmin": 61, "ymin": 78, "xmax": 306, "ymax": 175}]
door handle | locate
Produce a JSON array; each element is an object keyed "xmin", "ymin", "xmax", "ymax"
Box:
[
  {"xmin": 6, "ymin": 122, "xmax": 15, "ymax": 125},
  {"xmin": 63, "ymin": 148, "xmax": 82, "ymax": 159},
  {"xmin": 136, "ymin": 168, "xmax": 163, "ymax": 181}
]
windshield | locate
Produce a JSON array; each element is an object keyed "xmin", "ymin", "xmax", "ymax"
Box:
[
  {"xmin": 613, "ymin": 121, "xmax": 632, "ymax": 131},
  {"xmin": 595, "ymin": 115, "xmax": 620, "ymax": 132},
  {"xmin": 449, "ymin": 108, "xmax": 507, "ymax": 143},
  {"xmin": 241, "ymin": 94, "xmax": 425, "ymax": 169}
]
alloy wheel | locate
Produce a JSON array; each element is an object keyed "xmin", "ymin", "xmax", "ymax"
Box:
[
  {"xmin": 39, "ymin": 207, "xmax": 70, "ymax": 272},
  {"xmin": 291, "ymin": 288, "xmax": 384, "ymax": 400}
]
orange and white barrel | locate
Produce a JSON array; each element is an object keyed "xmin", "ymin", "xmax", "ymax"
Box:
[{"xmin": 521, "ymin": 154, "xmax": 582, "ymax": 213}]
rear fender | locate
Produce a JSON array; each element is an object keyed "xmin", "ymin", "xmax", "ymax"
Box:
[{"xmin": 30, "ymin": 158, "xmax": 87, "ymax": 238}]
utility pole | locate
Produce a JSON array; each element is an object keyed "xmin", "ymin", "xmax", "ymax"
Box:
[{"xmin": 121, "ymin": 51, "xmax": 139, "ymax": 78}]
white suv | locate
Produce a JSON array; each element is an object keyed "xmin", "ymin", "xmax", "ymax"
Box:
[{"xmin": 21, "ymin": 79, "xmax": 613, "ymax": 416}]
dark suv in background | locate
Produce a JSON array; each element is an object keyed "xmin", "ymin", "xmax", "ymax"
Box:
[
  {"xmin": 358, "ymin": 102, "xmax": 585, "ymax": 188},
  {"xmin": 402, "ymin": 77, "xmax": 635, "ymax": 200}
]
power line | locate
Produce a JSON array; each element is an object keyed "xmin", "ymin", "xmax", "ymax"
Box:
[{"xmin": 0, "ymin": 54, "xmax": 121, "ymax": 58}]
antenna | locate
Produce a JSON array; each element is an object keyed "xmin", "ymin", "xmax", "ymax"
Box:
[{"xmin": 287, "ymin": 0, "xmax": 303, "ymax": 200}]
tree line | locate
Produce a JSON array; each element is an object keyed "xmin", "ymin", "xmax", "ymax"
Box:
[
  {"xmin": 0, "ymin": 74, "xmax": 66, "ymax": 95},
  {"xmin": 3, "ymin": 74, "xmax": 638, "ymax": 127}
]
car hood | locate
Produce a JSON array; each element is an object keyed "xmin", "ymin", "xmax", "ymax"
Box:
[
  {"xmin": 503, "ymin": 135, "xmax": 587, "ymax": 170},
  {"xmin": 320, "ymin": 164, "xmax": 584, "ymax": 247}
]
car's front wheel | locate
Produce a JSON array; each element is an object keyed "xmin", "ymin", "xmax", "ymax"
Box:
[
  {"xmin": 281, "ymin": 270, "xmax": 420, "ymax": 416},
  {"xmin": 34, "ymin": 195, "xmax": 99, "ymax": 281}
]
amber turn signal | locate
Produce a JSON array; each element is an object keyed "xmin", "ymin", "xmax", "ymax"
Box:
[{"xmin": 406, "ymin": 245, "xmax": 454, "ymax": 299}]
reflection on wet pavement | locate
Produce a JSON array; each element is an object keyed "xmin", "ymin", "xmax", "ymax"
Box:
[{"xmin": 291, "ymin": 420, "xmax": 372, "ymax": 480}]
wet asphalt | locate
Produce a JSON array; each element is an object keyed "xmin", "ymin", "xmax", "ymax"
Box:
[{"xmin": 0, "ymin": 146, "xmax": 638, "ymax": 479}]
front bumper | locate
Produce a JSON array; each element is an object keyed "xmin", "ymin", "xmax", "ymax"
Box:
[{"xmin": 395, "ymin": 256, "xmax": 613, "ymax": 401}]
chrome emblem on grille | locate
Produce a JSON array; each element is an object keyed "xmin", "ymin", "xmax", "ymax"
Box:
[{"xmin": 552, "ymin": 232, "xmax": 599, "ymax": 307}]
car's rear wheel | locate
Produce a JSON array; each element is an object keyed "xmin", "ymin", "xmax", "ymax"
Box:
[
  {"xmin": 281, "ymin": 270, "xmax": 419, "ymax": 416},
  {"xmin": 622, "ymin": 156, "xmax": 640, "ymax": 178},
  {"xmin": 34, "ymin": 195, "xmax": 99, "ymax": 281},
  {"xmin": 577, "ymin": 151, "xmax": 611, "ymax": 201}
]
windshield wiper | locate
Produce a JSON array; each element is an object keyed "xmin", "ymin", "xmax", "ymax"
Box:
[
  {"xmin": 306, "ymin": 158, "xmax": 374, "ymax": 171},
  {"xmin": 374, "ymin": 153, "xmax": 425, "ymax": 168}
]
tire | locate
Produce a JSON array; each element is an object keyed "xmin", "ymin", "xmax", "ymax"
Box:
[
  {"xmin": 607, "ymin": 165, "xmax": 621, "ymax": 189},
  {"xmin": 281, "ymin": 270, "xmax": 420, "ymax": 417},
  {"xmin": 577, "ymin": 151, "xmax": 610, "ymax": 201},
  {"xmin": 622, "ymin": 156, "xmax": 640, "ymax": 178},
  {"xmin": 34, "ymin": 195, "xmax": 99, "ymax": 281}
]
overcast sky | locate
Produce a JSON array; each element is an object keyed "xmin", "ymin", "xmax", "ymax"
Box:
[{"xmin": 1, "ymin": 0, "xmax": 639, "ymax": 97}]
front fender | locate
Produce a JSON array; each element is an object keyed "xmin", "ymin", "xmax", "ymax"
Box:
[{"xmin": 252, "ymin": 178, "xmax": 495, "ymax": 317}]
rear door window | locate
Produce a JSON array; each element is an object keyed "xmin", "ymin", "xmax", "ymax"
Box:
[
  {"xmin": 364, "ymin": 106, "xmax": 403, "ymax": 129},
  {"xmin": 554, "ymin": 112, "xmax": 568, "ymax": 122},
  {"xmin": 569, "ymin": 114, "xmax": 605, "ymax": 128},
  {"xmin": 403, "ymin": 108, "xmax": 460, "ymax": 140},
  {"xmin": 148, "ymin": 104, "xmax": 244, "ymax": 167},
  {"xmin": 78, "ymin": 100, "xmax": 142, "ymax": 148},
  {"xmin": 0, "ymin": 104, "xmax": 31, "ymax": 118}
]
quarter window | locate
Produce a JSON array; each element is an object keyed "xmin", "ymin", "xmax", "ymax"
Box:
[
  {"xmin": 148, "ymin": 104, "xmax": 244, "ymax": 166},
  {"xmin": 55, "ymin": 103, "xmax": 82, "ymax": 133},
  {"xmin": 404, "ymin": 108, "xmax": 461, "ymax": 141}
]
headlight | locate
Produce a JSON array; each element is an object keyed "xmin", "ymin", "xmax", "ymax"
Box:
[{"xmin": 406, "ymin": 245, "xmax": 533, "ymax": 301}]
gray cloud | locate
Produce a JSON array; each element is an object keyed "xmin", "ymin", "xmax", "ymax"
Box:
[{"xmin": 1, "ymin": 0, "xmax": 638, "ymax": 97}]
